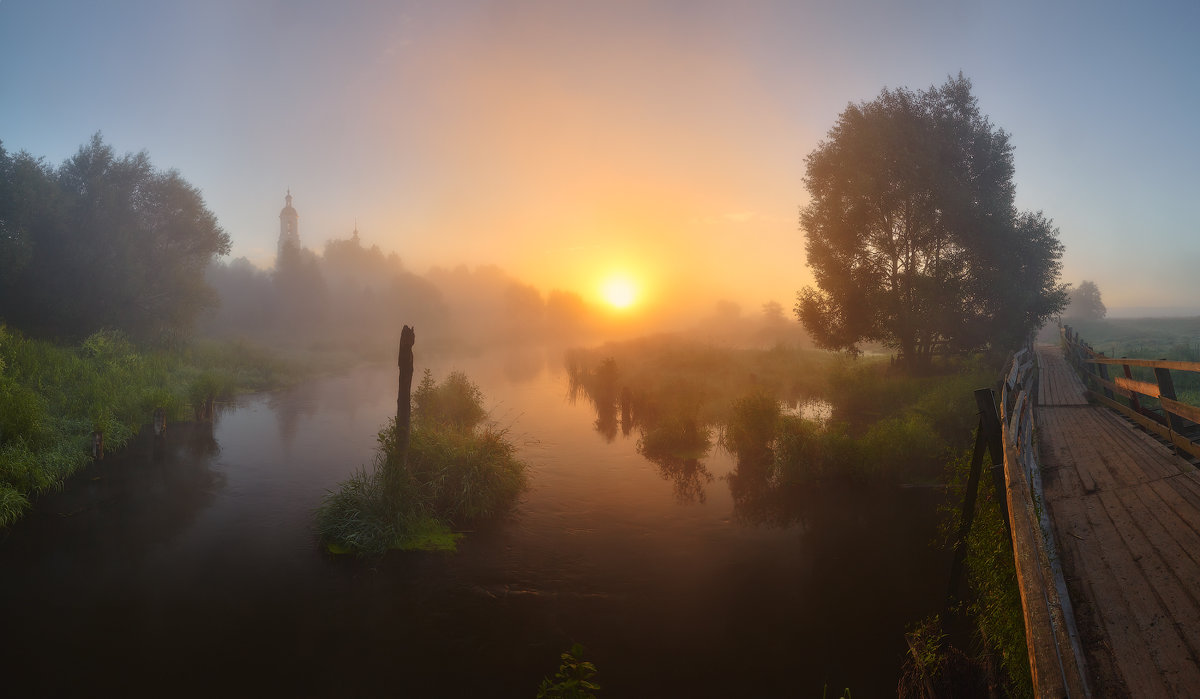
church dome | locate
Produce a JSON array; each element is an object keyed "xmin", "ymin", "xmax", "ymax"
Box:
[{"xmin": 280, "ymin": 190, "xmax": 299, "ymax": 218}]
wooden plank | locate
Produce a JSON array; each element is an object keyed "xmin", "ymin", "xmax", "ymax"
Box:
[
  {"xmin": 1088, "ymin": 392, "xmax": 1200, "ymax": 461},
  {"xmin": 1048, "ymin": 494, "xmax": 1166, "ymax": 695},
  {"xmin": 1115, "ymin": 375, "xmax": 1160, "ymax": 398}
]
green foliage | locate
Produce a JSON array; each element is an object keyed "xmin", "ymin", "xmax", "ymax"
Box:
[
  {"xmin": 638, "ymin": 415, "xmax": 712, "ymax": 462},
  {"xmin": 797, "ymin": 74, "xmax": 1067, "ymax": 361},
  {"xmin": 0, "ymin": 134, "xmax": 231, "ymax": 342},
  {"xmin": 316, "ymin": 371, "xmax": 527, "ymax": 556},
  {"xmin": 719, "ymin": 390, "xmax": 780, "ymax": 461},
  {"xmin": 0, "ymin": 326, "xmax": 301, "ymax": 528},
  {"xmin": 945, "ymin": 448, "xmax": 1033, "ymax": 695},
  {"xmin": 860, "ymin": 413, "xmax": 944, "ymax": 482},
  {"xmin": 0, "ymin": 483, "xmax": 29, "ymax": 528},
  {"xmin": 413, "ymin": 369, "xmax": 487, "ymax": 431},
  {"xmin": 772, "ymin": 415, "xmax": 861, "ymax": 484},
  {"xmin": 537, "ymin": 643, "xmax": 600, "ymax": 699}
]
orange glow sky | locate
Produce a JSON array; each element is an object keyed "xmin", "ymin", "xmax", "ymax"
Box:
[{"xmin": 4, "ymin": 1, "xmax": 1200, "ymax": 317}]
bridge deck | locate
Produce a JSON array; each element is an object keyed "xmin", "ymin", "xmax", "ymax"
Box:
[{"xmin": 1035, "ymin": 345, "xmax": 1200, "ymax": 696}]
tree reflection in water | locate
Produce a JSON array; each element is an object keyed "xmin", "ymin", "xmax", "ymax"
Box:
[{"xmin": 636, "ymin": 416, "xmax": 714, "ymax": 504}]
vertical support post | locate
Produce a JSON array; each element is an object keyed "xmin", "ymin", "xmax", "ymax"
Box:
[
  {"xmin": 396, "ymin": 325, "xmax": 416, "ymax": 456},
  {"xmin": 1096, "ymin": 362, "xmax": 1114, "ymax": 400},
  {"xmin": 1155, "ymin": 364, "xmax": 1186, "ymax": 435},
  {"xmin": 1122, "ymin": 362, "xmax": 1142, "ymax": 415},
  {"xmin": 948, "ymin": 414, "xmax": 988, "ymax": 601},
  {"xmin": 977, "ymin": 387, "xmax": 1012, "ymax": 542},
  {"xmin": 91, "ymin": 430, "xmax": 104, "ymax": 460}
]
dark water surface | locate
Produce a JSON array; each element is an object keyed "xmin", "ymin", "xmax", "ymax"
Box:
[{"xmin": 0, "ymin": 352, "xmax": 950, "ymax": 697}]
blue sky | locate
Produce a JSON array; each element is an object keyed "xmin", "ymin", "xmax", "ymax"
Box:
[{"xmin": 3, "ymin": 0, "xmax": 1198, "ymax": 314}]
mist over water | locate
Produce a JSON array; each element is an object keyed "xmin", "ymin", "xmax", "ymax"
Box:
[{"xmin": 0, "ymin": 350, "xmax": 947, "ymax": 696}]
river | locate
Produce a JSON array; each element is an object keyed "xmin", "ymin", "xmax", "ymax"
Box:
[{"xmin": 0, "ymin": 349, "xmax": 950, "ymax": 697}]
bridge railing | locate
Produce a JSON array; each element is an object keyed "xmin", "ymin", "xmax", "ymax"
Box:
[
  {"xmin": 998, "ymin": 344, "xmax": 1089, "ymax": 697},
  {"xmin": 1062, "ymin": 325, "xmax": 1200, "ymax": 459}
]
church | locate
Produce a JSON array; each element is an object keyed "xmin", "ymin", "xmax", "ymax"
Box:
[{"xmin": 278, "ymin": 189, "xmax": 300, "ymax": 260}]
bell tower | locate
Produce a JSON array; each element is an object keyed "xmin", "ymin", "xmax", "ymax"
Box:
[{"xmin": 278, "ymin": 189, "xmax": 300, "ymax": 258}]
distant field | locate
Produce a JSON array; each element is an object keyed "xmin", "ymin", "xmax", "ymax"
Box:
[
  {"xmin": 1056, "ymin": 316, "xmax": 1200, "ymax": 406},
  {"xmin": 1057, "ymin": 316, "xmax": 1200, "ymax": 361}
]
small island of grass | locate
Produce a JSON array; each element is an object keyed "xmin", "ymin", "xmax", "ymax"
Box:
[{"xmin": 315, "ymin": 369, "xmax": 528, "ymax": 555}]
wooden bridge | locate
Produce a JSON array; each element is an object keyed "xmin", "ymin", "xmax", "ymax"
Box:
[{"xmin": 997, "ymin": 331, "xmax": 1200, "ymax": 696}]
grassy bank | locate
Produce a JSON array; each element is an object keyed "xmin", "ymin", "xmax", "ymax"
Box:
[
  {"xmin": 0, "ymin": 326, "xmax": 303, "ymax": 527},
  {"xmin": 315, "ymin": 370, "xmax": 528, "ymax": 555}
]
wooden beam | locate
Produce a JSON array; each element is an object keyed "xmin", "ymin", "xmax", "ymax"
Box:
[
  {"xmin": 1114, "ymin": 376, "xmax": 1161, "ymax": 398},
  {"xmin": 1087, "ymin": 356, "xmax": 1200, "ymax": 373},
  {"xmin": 1090, "ymin": 374, "xmax": 1135, "ymax": 400},
  {"xmin": 1160, "ymin": 396, "xmax": 1200, "ymax": 427}
]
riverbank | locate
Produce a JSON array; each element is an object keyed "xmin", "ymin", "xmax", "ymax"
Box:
[{"xmin": 0, "ymin": 327, "xmax": 308, "ymax": 527}]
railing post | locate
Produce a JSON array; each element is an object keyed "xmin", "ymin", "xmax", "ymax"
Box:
[
  {"xmin": 1096, "ymin": 361, "xmax": 1114, "ymax": 400},
  {"xmin": 1122, "ymin": 361, "xmax": 1142, "ymax": 414},
  {"xmin": 1154, "ymin": 364, "xmax": 1187, "ymax": 435},
  {"xmin": 977, "ymin": 387, "xmax": 1011, "ymax": 541}
]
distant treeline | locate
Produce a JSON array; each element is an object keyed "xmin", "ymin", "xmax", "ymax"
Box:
[{"xmin": 203, "ymin": 248, "xmax": 609, "ymax": 358}]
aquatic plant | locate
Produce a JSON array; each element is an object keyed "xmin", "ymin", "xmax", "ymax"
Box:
[
  {"xmin": 537, "ymin": 643, "xmax": 600, "ymax": 699},
  {"xmin": 719, "ymin": 390, "xmax": 781, "ymax": 461}
]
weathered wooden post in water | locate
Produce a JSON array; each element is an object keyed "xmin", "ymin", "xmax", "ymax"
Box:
[
  {"xmin": 397, "ymin": 325, "xmax": 415, "ymax": 455},
  {"xmin": 947, "ymin": 387, "xmax": 1006, "ymax": 602}
]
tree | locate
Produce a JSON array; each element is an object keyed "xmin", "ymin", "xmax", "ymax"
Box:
[
  {"xmin": 1063, "ymin": 280, "xmax": 1106, "ymax": 320},
  {"xmin": 0, "ymin": 135, "xmax": 230, "ymax": 342},
  {"xmin": 795, "ymin": 74, "xmax": 1067, "ymax": 363}
]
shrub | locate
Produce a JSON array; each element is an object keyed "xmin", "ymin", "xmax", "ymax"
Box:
[
  {"xmin": 413, "ymin": 369, "xmax": 487, "ymax": 431},
  {"xmin": 719, "ymin": 390, "xmax": 780, "ymax": 461}
]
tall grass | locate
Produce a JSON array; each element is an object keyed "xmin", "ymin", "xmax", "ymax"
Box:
[
  {"xmin": 0, "ymin": 326, "xmax": 303, "ymax": 527},
  {"xmin": 315, "ymin": 371, "xmax": 528, "ymax": 555}
]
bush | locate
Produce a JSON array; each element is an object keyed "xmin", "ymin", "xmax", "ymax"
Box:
[
  {"xmin": 719, "ymin": 391, "xmax": 780, "ymax": 461},
  {"xmin": 413, "ymin": 369, "xmax": 487, "ymax": 431}
]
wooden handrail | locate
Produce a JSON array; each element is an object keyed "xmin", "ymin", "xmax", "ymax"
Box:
[
  {"xmin": 1061, "ymin": 323, "xmax": 1200, "ymax": 459},
  {"xmin": 999, "ymin": 341, "xmax": 1089, "ymax": 697},
  {"xmin": 1085, "ymin": 356, "xmax": 1200, "ymax": 372}
]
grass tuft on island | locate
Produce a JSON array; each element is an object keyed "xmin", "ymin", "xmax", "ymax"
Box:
[{"xmin": 315, "ymin": 370, "xmax": 528, "ymax": 556}]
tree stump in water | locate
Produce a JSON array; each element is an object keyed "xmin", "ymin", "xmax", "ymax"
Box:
[
  {"xmin": 91, "ymin": 431, "xmax": 104, "ymax": 460},
  {"xmin": 153, "ymin": 407, "xmax": 167, "ymax": 437},
  {"xmin": 397, "ymin": 325, "xmax": 415, "ymax": 454}
]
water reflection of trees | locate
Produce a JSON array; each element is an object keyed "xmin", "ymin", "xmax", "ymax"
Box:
[
  {"xmin": 567, "ymin": 355, "xmax": 716, "ymax": 502},
  {"xmin": 567, "ymin": 356, "xmax": 624, "ymax": 443},
  {"xmin": 636, "ymin": 416, "xmax": 715, "ymax": 504}
]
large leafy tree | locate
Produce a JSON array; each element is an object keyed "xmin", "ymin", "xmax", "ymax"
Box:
[
  {"xmin": 0, "ymin": 134, "xmax": 230, "ymax": 342},
  {"xmin": 796, "ymin": 75, "xmax": 1067, "ymax": 363}
]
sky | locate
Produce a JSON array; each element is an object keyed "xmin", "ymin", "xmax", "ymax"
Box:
[{"xmin": 3, "ymin": 0, "xmax": 1199, "ymax": 317}]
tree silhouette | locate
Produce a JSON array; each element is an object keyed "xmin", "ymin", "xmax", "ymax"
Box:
[
  {"xmin": 796, "ymin": 75, "xmax": 1067, "ymax": 364},
  {"xmin": 1064, "ymin": 280, "xmax": 1106, "ymax": 320}
]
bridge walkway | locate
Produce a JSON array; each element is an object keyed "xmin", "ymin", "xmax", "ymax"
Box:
[{"xmin": 1035, "ymin": 344, "xmax": 1200, "ymax": 695}]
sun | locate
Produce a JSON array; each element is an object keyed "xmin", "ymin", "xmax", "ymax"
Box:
[{"xmin": 601, "ymin": 276, "xmax": 638, "ymax": 309}]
